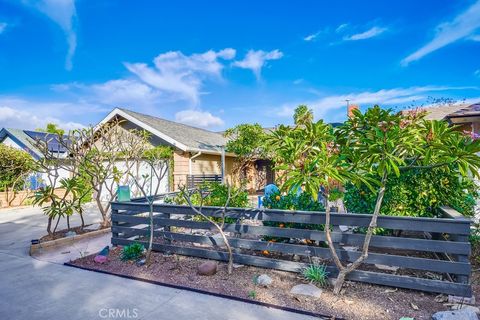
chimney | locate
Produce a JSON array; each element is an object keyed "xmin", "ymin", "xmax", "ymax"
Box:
[{"xmin": 348, "ymin": 104, "xmax": 359, "ymax": 118}]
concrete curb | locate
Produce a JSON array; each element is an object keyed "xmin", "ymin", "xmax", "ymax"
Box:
[{"xmin": 30, "ymin": 228, "xmax": 111, "ymax": 256}]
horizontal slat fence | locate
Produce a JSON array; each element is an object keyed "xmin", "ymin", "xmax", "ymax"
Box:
[
  {"xmin": 110, "ymin": 201, "xmax": 472, "ymax": 297},
  {"xmin": 186, "ymin": 174, "xmax": 222, "ymax": 189}
]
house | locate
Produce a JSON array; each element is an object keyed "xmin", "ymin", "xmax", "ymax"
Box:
[
  {"xmin": 98, "ymin": 108, "xmax": 237, "ymax": 191},
  {"xmin": 415, "ymin": 102, "xmax": 480, "ymax": 135},
  {"xmin": 0, "ymin": 128, "xmax": 70, "ymax": 189}
]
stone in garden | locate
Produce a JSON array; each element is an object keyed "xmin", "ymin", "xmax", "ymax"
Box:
[
  {"xmin": 342, "ymin": 246, "xmax": 358, "ymax": 251},
  {"xmin": 432, "ymin": 309, "xmax": 479, "ymax": 320},
  {"xmin": 84, "ymin": 223, "xmax": 101, "ymax": 231},
  {"xmin": 136, "ymin": 259, "xmax": 146, "ymax": 267},
  {"xmin": 197, "ymin": 261, "xmax": 217, "ymax": 276},
  {"xmin": 451, "ymin": 305, "xmax": 480, "ymax": 315},
  {"xmin": 290, "ymin": 284, "xmax": 322, "ymax": 298},
  {"xmin": 94, "ymin": 246, "xmax": 110, "ymax": 264},
  {"xmin": 256, "ymin": 274, "xmax": 273, "ymax": 287},
  {"xmin": 374, "ymin": 264, "xmax": 399, "ymax": 272},
  {"xmin": 232, "ymin": 263, "xmax": 244, "ymax": 269},
  {"xmin": 65, "ymin": 231, "xmax": 76, "ymax": 237},
  {"xmin": 448, "ymin": 295, "xmax": 476, "ymax": 305}
]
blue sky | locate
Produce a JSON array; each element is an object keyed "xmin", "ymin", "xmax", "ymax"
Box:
[{"xmin": 0, "ymin": 0, "xmax": 480, "ymax": 131}]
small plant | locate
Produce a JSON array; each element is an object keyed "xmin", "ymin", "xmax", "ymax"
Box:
[
  {"xmin": 302, "ymin": 262, "xmax": 329, "ymax": 286},
  {"xmin": 247, "ymin": 290, "xmax": 257, "ymax": 299},
  {"xmin": 121, "ymin": 243, "xmax": 145, "ymax": 261}
]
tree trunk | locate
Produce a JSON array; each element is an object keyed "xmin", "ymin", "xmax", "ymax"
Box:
[
  {"xmin": 66, "ymin": 216, "xmax": 70, "ymax": 231},
  {"xmin": 47, "ymin": 216, "xmax": 53, "ymax": 235},
  {"xmin": 332, "ymin": 172, "xmax": 388, "ymax": 294},
  {"xmin": 53, "ymin": 215, "xmax": 61, "ymax": 233},
  {"xmin": 145, "ymin": 202, "xmax": 154, "ymax": 266},
  {"xmin": 96, "ymin": 197, "xmax": 111, "ymax": 227},
  {"xmin": 79, "ymin": 212, "xmax": 85, "ymax": 229}
]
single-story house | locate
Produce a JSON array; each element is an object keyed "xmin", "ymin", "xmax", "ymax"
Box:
[
  {"xmin": 0, "ymin": 128, "xmax": 70, "ymax": 189},
  {"xmin": 98, "ymin": 108, "xmax": 238, "ymax": 192}
]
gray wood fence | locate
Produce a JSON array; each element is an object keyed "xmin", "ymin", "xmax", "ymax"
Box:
[{"xmin": 110, "ymin": 201, "xmax": 472, "ymax": 297}]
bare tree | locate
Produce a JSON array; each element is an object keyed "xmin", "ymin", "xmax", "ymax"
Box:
[{"xmin": 179, "ymin": 184, "xmax": 235, "ymax": 274}]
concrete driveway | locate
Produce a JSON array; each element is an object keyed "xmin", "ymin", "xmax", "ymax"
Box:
[{"xmin": 0, "ymin": 206, "xmax": 317, "ymax": 320}]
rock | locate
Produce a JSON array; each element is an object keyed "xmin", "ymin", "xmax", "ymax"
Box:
[
  {"xmin": 256, "ymin": 274, "xmax": 273, "ymax": 287},
  {"xmin": 342, "ymin": 246, "xmax": 358, "ymax": 252},
  {"xmin": 339, "ymin": 225, "xmax": 349, "ymax": 232},
  {"xmin": 449, "ymin": 295, "xmax": 476, "ymax": 305},
  {"xmin": 290, "ymin": 284, "xmax": 322, "ymax": 298},
  {"xmin": 451, "ymin": 305, "xmax": 480, "ymax": 315},
  {"xmin": 65, "ymin": 231, "xmax": 76, "ymax": 237},
  {"xmin": 94, "ymin": 255, "xmax": 108, "ymax": 264},
  {"xmin": 232, "ymin": 263, "xmax": 244, "ymax": 269},
  {"xmin": 374, "ymin": 264, "xmax": 399, "ymax": 272},
  {"xmin": 432, "ymin": 309, "xmax": 479, "ymax": 320},
  {"xmin": 197, "ymin": 261, "xmax": 217, "ymax": 276},
  {"xmin": 136, "ymin": 259, "xmax": 146, "ymax": 267}
]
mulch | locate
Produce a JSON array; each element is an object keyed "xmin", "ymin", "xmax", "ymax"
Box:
[
  {"xmin": 39, "ymin": 224, "xmax": 108, "ymax": 242},
  {"xmin": 68, "ymin": 247, "xmax": 469, "ymax": 320}
]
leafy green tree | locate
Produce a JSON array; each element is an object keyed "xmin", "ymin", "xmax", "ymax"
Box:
[
  {"xmin": 293, "ymin": 105, "xmax": 314, "ymax": 126},
  {"xmin": 269, "ymin": 105, "xmax": 480, "ymax": 294},
  {"xmin": 0, "ymin": 144, "xmax": 35, "ymax": 192},
  {"xmin": 36, "ymin": 123, "xmax": 65, "ymax": 136}
]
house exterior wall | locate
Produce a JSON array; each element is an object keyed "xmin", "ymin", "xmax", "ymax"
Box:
[
  {"xmin": 172, "ymin": 151, "xmax": 235, "ymax": 189},
  {"xmin": 2, "ymin": 136, "xmax": 24, "ymax": 150}
]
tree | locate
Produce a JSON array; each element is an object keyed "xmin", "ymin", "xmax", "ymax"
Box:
[
  {"xmin": 36, "ymin": 123, "xmax": 65, "ymax": 136},
  {"xmin": 0, "ymin": 144, "xmax": 35, "ymax": 206},
  {"xmin": 126, "ymin": 143, "xmax": 173, "ymax": 265},
  {"xmin": 269, "ymin": 105, "xmax": 480, "ymax": 294},
  {"xmin": 293, "ymin": 105, "xmax": 314, "ymax": 126}
]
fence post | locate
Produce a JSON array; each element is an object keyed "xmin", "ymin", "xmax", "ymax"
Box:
[
  {"xmin": 111, "ymin": 207, "xmax": 119, "ymax": 246},
  {"xmin": 440, "ymin": 206, "xmax": 471, "ymax": 287}
]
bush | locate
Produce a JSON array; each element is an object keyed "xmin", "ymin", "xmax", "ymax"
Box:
[
  {"xmin": 0, "ymin": 144, "xmax": 34, "ymax": 191},
  {"xmin": 121, "ymin": 243, "xmax": 145, "ymax": 261},
  {"xmin": 302, "ymin": 262, "xmax": 329, "ymax": 286},
  {"xmin": 344, "ymin": 166, "xmax": 478, "ymax": 218}
]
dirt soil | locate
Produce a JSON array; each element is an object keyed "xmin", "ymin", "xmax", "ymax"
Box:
[
  {"xmin": 69, "ymin": 247, "xmax": 477, "ymax": 320},
  {"xmin": 39, "ymin": 224, "xmax": 107, "ymax": 242}
]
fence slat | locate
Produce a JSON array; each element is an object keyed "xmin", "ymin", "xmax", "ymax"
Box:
[{"xmin": 112, "ymin": 237, "xmax": 471, "ymax": 296}]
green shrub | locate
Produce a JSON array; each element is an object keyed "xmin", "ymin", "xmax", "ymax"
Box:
[
  {"xmin": 121, "ymin": 243, "xmax": 145, "ymax": 261},
  {"xmin": 0, "ymin": 144, "xmax": 34, "ymax": 191},
  {"xmin": 302, "ymin": 262, "xmax": 329, "ymax": 286},
  {"xmin": 344, "ymin": 166, "xmax": 478, "ymax": 218}
]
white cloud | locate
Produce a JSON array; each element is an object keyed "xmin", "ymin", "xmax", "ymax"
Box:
[
  {"xmin": 336, "ymin": 23, "xmax": 349, "ymax": 33},
  {"xmin": 275, "ymin": 86, "xmax": 473, "ymax": 121},
  {"xmin": 89, "ymin": 79, "xmax": 161, "ymax": 106},
  {"xmin": 304, "ymin": 32, "xmax": 320, "ymax": 42},
  {"xmin": 475, "ymin": 69, "xmax": 480, "ymax": 77},
  {"xmin": 0, "ymin": 106, "xmax": 84, "ymax": 130},
  {"xmin": 175, "ymin": 109, "xmax": 224, "ymax": 128},
  {"xmin": 233, "ymin": 49, "xmax": 283, "ymax": 80},
  {"xmin": 125, "ymin": 48, "xmax": 236, "ymax": 105},
  {"xmin": 0, "ymin": 22, "xmax": 7, "ymax": 34},
  {"xmin": 24, "ymin": 0, "xmax": 78, "ymax": 70},
  {"xmin": 343, "ymin": 26, "xmax": 388, "ymax": 41},
  {"xmin": 402, "ymin": 0, "xmax": 480, "ymax": 66}
]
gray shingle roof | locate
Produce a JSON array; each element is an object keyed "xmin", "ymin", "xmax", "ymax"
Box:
[
  {"xmin": 419, "ymin": 104, "xmax": 470, "ymax": 120},
  {"xmin": 119, "ymin": 108, "xmax": 227, "ymax": 153},
  {"xmin": 1, "ymin": 128, "xmax": 43, "ymax": 158}
]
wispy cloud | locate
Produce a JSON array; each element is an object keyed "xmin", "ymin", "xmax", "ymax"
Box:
[
  {"xmin": 275, "ymin": 86, "xmax": 475, "ymax": 121},
  {"xmin": 335, "ymin": 23, "xmax": 349, "ymax": 33},
  {"xmin": 402, "ymin": 0, "xmax": 480, "ymax": 66},
  {"xmin": 343, "ymin": 26, "xmax": 388, "ymax": 41},
  {"xmin": 233, "ymin": 49, "xmax": 283, "ymax": 80},
  {"xmin": 303, "ymin": 31, "xmax": 322, "ymax": 42},
  {"xmin": 175, "ymin": 109, "xmax": 224, "ymax": 128},
  {"xmin": 125, "ymin": 49, "xmax": 236, "ymax": 105},
  {"xmin": 0, "ymin": 22, "xmax": 7, "ymax": 34},
  {"xmin": 24, "ymin": 0, "xmax": 78, "ymax": 70},
  {"xmin": 475, "ymin": 69, "xmax": 480, "ymax": 77},
  {"xmin": 0, "ymin": 101, "xmax": 85, "ymax": 130}
]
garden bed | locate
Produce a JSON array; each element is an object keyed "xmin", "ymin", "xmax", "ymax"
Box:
[
  {"xmin": 39, "ymin": 224, "xmax": 108, "ymax": 242},
  {"xmin": 68, "ymin": 247, "xmax": 461, "ymax": 320}
]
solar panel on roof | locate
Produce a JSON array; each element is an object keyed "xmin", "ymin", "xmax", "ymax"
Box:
[{"xmin": 23, "ymin": 130, "xmax": 69, "ymax": 153}]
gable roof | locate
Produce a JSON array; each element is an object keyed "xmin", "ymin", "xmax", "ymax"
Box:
[
  {"xmin": 99, "ymin": 108, "xmax": 228, "ymax": 154},
  {"xmin": 444, "ymin": 103, "xmax": 480, "ymax": 119},
  {"xmin": 411, "ymin": 103, "xmax": 480, "ymax": 121},
  {"xmin": 0, "ymin": 128, "xmax": 69, "ymax": 159}
]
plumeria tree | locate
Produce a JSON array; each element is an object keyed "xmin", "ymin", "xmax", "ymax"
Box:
[{"xmin": 269, "ymin": 105, "xmax": 480, "ymax": 294}]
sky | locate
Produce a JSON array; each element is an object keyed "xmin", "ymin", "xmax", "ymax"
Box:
[{"xmin": 0, "ymin": 0, "xmax": 480, "ymax": 131}]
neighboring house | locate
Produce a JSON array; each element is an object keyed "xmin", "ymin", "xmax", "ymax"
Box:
[
  {"xmin": 415, "ymin": 102, "xmax": 480, "ymax": 135},
  {"xmin": 98, "ymin": 108, "xmax": 237, "ymax": 192},
  {"xmin": 0, "ymin": 128, "xmax": 70, "ymax": 189}
]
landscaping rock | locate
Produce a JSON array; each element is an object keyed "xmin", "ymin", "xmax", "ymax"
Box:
[
  {"xmin": 432, "ymin": 309, "xmax": 479, "ymax": 320},
  {"xmin": 65, "ymin": 231, "xmax": 76, "ymax": 237},
  {"xmin": 374, "ymin": 264, "xmax": 399, "ymax": 272},
  {"xmin": 136, "ymin": 259, "xmax": 146, "ymax": 267},
  {"xmin": 232, "ymin": 263, "xmax": 244, "ymax": 269},
  {"xmin": 94, "ymin": 255, "xmax": 108, "ymax": 264},
  {"xmin": 451, "ymin": 305, "xmax": 480, "ymax": 315},
  {"xmin": 84, "ymin": 223, "xmax": 101, "ymax": 231},
  {"xmin": 290, "ymin": 284, "xmax": 322, "ymax": 298},
  {"xmin": 256, "ymin": 274, "xmax": 273, "ymax": 287},
  {"xmin": 197, "ymin": 261, "xmax": 217, "ymax": 276},
  {"xmin": 448, "ymin": 295, "xmax": 476, "ymax": 305}
]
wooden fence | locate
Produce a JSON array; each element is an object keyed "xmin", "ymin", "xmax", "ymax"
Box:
[
  {"xmin": 186, "ymin": 174, "xmax": 222, "ymax": 189},
  {"xmin": 110, "ymin": 201, "xmax": 472, "ymax": 297},
  {"xmin": 0, "ymin": 188, "xmax": 69, "ymax": 208}
]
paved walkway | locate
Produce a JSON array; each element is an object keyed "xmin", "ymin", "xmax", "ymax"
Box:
[{"xmin": 0, "ymin": 206, "xmax": 316, "ymax": 320}]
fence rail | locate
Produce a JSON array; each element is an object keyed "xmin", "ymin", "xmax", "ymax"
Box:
[
  {"xmin": 110, "ymin": 201, "xmax": 472, "ymax": 297},
  {"xmin": 186, "ymin": 174, "xmax": 222, "ymax": 189}
]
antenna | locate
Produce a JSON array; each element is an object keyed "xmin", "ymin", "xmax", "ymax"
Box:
[{"xmin": 345, "ymin": 99, "xmax": 350, "ymax": 107}]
